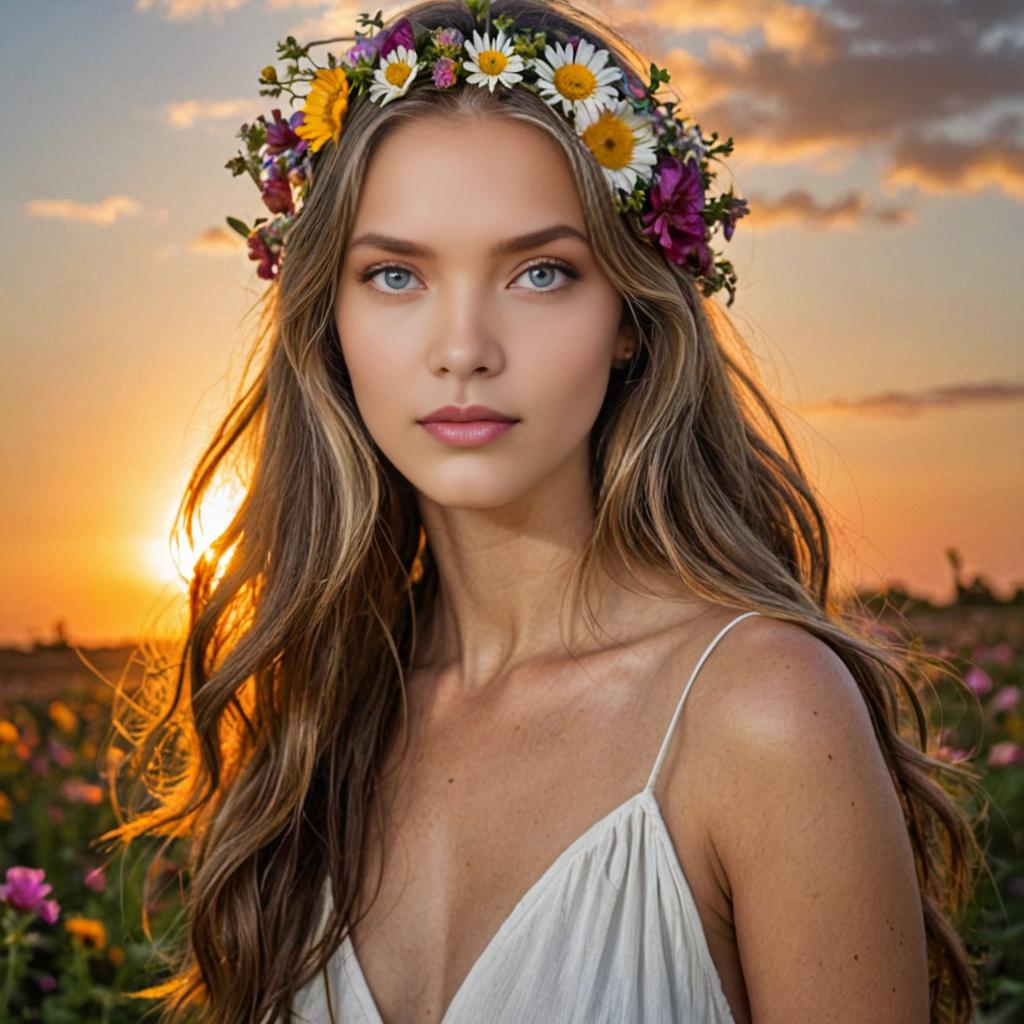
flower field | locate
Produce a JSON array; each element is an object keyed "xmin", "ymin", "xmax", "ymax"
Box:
[{"xmin": 1, "ymin": 604, "xmax": 1021, "ymax": 1022}]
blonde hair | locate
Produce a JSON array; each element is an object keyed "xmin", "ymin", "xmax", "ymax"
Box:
[{"xmin": 96, "ymin": 2, "xmax": 986, "ymax": 1021}]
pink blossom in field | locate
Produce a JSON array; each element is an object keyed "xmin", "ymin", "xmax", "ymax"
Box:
[
  {"xmin": 38, "ymin": 974, "xmax": 58, "ymax": 993},
  {"xmin": 29, "ymin": 754, "xmax": 50, "ymax": 776},
  {"xmin": 936, "ymin": 745, "xmax": 970, "ymax": 764},
  {"xmin": 47, "ymin": 804, "xmax": 64, "ymax": 826},
  {"xmin": 47, "ymin": 737, "xmax": 74, "ymax": 768},
  {"xmin": 991, "ymin": 686, "xmax": 1021, "ymax": 713},
  {"xmin": 965, "ymin": 666, "xmax": 993, "ymax": 696},
  {"xmin": 0, "ymin": 866, "xmax": 60, "ymax": 924},
  {"xmin": 987, "ymin": 741, "xmax": 1023, "ymax": 768},
  {"xmin": 972, "ymin": 641, "xmax": 1015, "ymax": 667},
  {"xmin": 83, "ymin": 866, "xmax": 106, "ymax": 893}
]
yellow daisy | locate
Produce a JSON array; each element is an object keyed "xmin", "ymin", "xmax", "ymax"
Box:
[
  {"xmin": 530, "ymin": 38, "xmax": 622, "ymax": 120},
  {"xmin": 66, "ymin": 916, "xmax": 107, "ymax": 952},
  {"xmin": 368, "ymin": 45, "xmax": 423, "ymax": 106},
  {"xmin": 463, "ymin": 28, "xmax": 526, "ymax": 92},
  {"xmin": 295, "ymin": 67, "xmax": 351, "ymax": 153},
  {"xmin": 576, "ymin": 98, "xmax": 658, "ymax": 193}
]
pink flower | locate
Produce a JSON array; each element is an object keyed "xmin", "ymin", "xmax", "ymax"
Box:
[
  {"xmin": 432, "ymin": 57, "xmax": 457, "ymax": 89},
  {"xmin": 0, "ymin": 866, "xmax": 61, "ymax": 924},
  {"xmin": 965, "ymin": 666, "xmax": 993, "ymax": 696},
  {"xmin": 991, "ymin": 685, "xmax": 1021, "ymax": 713},
  {"xmin": 936, "ymin": 744, "xmax": 970, "ymax": 764},
  {"xmin": 639, "ymin": 156, "xmax": 713, "ymax": 275},
  {"xmin": 83, "ymin": 866, "xmax": 107, "ymax": 893},
  {"xmin": 988, "ymin": 741, "xmax": 1023, "ymax": 768},
  {"xmin": 261, "ymin": 176, "xmax": 293, "ymax": 215},
  {"xmin": 48, "ymin": 737, "xmax": 74, "ymax": 769},
  {"xmin": 47, "ymin": 804, "xmax": 64, "ymax": 826},
  {"xmin": 38, "ymin": 974, "xmax": 58, "ymax": 993}
]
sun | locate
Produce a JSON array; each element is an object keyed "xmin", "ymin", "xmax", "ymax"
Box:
[{"xmin": 143, "ymin": 479, "xmax": 244, "ymax": 592}]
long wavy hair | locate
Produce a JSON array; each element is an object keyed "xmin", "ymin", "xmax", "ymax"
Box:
[{"xmin": 95, "ymin": 1, "xmax": 987, "ymax": 1021}]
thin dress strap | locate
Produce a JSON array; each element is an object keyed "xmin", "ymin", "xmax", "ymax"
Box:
[{"xmin": 644, "ymin": 610, "xmax": 762, "ymax": 792}]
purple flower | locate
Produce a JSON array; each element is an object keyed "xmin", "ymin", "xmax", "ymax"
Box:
[
  {"xmin": 723, "ymin": 195, "xmax": 749, "ymax": 242},
  {"xmin": 966, "ymin": 666, "xmax": 993, "ymax": 697},
  {"xmin": 432, "ymin": 57, "xmax": 457, "ymax": 89},
  {"xmin": 0, "ymin": 866, "xmax": 61, "ymax": 924},
  {"xmin": 346, "ymin": 32, "xmax": 378, "ymax": 65},
  {"xmin": 38, "ymin": 974, "xmax": 58, "ymax": 993},
  {"xmin": 639, "ymin": 156, "xmax": 708, "ymax": 269},
  {"xmin": 264, "ymin": 108, "xmax": 307, "ymax": 157},
  {"xmin": 373, "ymin": 18, "xmax": 415, "ymax": 60},
  {"xmin": 432, "ymin": 26, "xmax": 463, "ymax": 49},
  {"xmin": 261, "ymin": 176, "xmax": 293, "ymax": 215}
]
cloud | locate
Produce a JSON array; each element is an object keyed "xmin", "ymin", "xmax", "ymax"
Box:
[
  {"xmin": 164, "ymin": 98, "xmax": 260, "ymax": 129},
  {"xmin": 134, "ymin": 0, "xmax": 250, "ymax": 21},
  {"xmin": 746, "ymin": 187, "xmax": 913, "ymax": 228},
  {"xmin": 636, "ymin": 0, "xmax": 1024, "ymax": 203},
  {"xmin": 189, "ymin": 226, "xmax": 245, "ymax": 254},
  {"xmin": 885, "ymin": 133, "xmax": 1024, "ymax": 199},
  {"xmin": 609, "ymin": 0, "xmax": 839, "ymax": 57},
  {"xmin": 802, "ymin": 381, "xmax": 1024, "ymax": 418},
  {"xmin": 23, "ymin": 195, "xmax": 142, "ymax": 226}
]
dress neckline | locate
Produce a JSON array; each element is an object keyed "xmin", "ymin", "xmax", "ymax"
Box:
[
  {"xmin": 339, "ymin": 609, "xmax": 760, "ymax": 1023},
  {"xmin": 343, "ymin": 785, "xmax": 661, "ymax": 1024}
]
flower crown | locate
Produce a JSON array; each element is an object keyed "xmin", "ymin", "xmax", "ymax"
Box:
[{"xmin": 225, "ymin": 1, "xmax": 750, "ymax": 305}]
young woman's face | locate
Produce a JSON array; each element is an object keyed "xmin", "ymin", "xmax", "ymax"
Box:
[{"xmin": 335, "ymin": 113, "xmax": 635, "ymax": 511}]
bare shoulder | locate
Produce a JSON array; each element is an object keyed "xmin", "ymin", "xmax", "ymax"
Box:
[{"xmin": 681, "ymin": 612, "xmax": 931, "ymax": 1022}]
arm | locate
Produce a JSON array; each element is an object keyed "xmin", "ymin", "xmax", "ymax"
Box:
[{"xmin": 707, "ymin": 621, "xmax": 930, "ymax": 1023}]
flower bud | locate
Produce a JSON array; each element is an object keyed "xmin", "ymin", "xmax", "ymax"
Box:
[{"xmin": 261, "ymin": 65, "xmax": 278, "ymax": 83}]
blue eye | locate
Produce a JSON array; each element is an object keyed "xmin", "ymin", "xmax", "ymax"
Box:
[
  {"xmin": 364, "ymin": 266, "xmax": 419, "ymax": 293},
  {"xmin": 516, "ymin": 262, "xmax": 580, "ymax": 291}
]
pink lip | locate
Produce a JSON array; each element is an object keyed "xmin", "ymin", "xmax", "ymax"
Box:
[{"xmin": 419, "ymin": 420, "xmax": 516, "ymax": 447}]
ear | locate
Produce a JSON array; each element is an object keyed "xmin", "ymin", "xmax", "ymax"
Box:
[{"xmin": 611, "ymin": 318, "xmax": 638, "ymax": 370}]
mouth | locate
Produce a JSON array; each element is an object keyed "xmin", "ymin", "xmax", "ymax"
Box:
[{"xmin": 417, "ymin": 419, "xmax": 517, "ymax": 448}]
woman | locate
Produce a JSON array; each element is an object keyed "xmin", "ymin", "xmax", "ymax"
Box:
[{"xmin": 103, "ymin": 1, "xmax": 983, "ymax": 1022}]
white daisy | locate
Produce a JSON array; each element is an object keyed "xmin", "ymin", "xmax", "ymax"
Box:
[
  {"xmin": 530, "ymin": 38, "xmax": 622, "ymax": 120},
  {"xmin": 575, "ymin": 99, "xmax": 658, "ymax": 193},
  {"xmin": 368, "ymin": 45, "xmax": 423, "ymax": 106},
  {"xmin": 463, "ymin": 28, "xmax": 526, "ymax": 92}
]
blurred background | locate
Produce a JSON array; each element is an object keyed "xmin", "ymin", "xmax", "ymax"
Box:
[{"xmin": 0, "ymin": 1, "xmax": 1021, "ymax": 1020}]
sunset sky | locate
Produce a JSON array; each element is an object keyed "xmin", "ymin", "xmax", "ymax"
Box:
[{"xmin": 1, "ymin": 0, "xmax": 1021, "ymax": 647}]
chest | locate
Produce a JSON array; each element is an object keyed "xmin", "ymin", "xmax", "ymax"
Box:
[{"xmin": 343, "ymin": 661, "xmax": 751, "ymax": 1024}]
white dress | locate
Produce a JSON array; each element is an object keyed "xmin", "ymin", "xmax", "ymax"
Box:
[{"xmin": 290, "ymin": 611, "xmax": 760, "ymax": 1022}]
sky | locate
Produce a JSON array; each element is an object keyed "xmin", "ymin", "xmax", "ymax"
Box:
[{"xmin": 1, "ymin": 0, "xmax": 1022, "ymax": 647}]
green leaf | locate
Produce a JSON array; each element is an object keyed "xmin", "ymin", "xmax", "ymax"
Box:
[{"xmin": 226, "ymin": 216, "xmax": 251, "ymax": 239}]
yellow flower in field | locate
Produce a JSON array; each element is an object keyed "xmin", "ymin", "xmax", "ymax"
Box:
[
  {"xmin": 0, "ymin": 790, "xmax": 12, "ymax": 822},
  {"xmin": 295, "ymin": 67, "xmax": 351, "ymax": 153},
  {"xmin": 0, "ymin": 720, "xmax": 18, "ymax": 745},
  {"xmin": 48, "ymin": 700, "xmax": 78, "ymax": 734},
  {"xmin": 80, "ymin": 739, "xmax": 97, "ymax": 760},
  {"xmin": 108, "ymin": 944, "xmax": 125, "ymax": 967},
  {"xmin": 66, "ymin": 916, "xmax": 107, "ymax": 951}
]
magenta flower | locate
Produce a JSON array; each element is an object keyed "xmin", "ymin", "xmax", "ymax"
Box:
[
  {"xmin": 988, "ymin": 741, "xmax": 1023, "ymax": 768},
  {"xmin": 992, "ymin": 685, "xmax": 1021, "ymax": 713},
  {"xmin": 247, "ymin": 231, "xmax": 277, "ymax": 280},
  {"xmin": 639, "ymin": 156, "xmax": 710, "ymax": 271},
  {"xmin": 38, "ymin": 974, "xmax": 58, "ymax": 993},
  {"xmin": 0, "ymin": 866, "xmax": 61, "ymax": 924},
  {"xmin": 83, "ymin": 866, "xmax": 106, "ymax": 893},
  {"xmin": 261, "ymin": 176, "xmax": 293, "ymax": 215},
  {"xmin": 432, "ymin": 57, "xmax": 457, "ymax": 89},
  {"xmin": 372, "ymin": 18, "xmax": 415, "ymax": 60},
  {"xmin": 264, "ymin": 108, "xmax": 307, "ymax": 157},
  {"xmin": 965, "ymin": 666, "xmax": 993, "ymax": 696}
]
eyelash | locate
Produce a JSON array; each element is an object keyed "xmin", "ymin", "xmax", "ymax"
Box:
[{"xmin": 358, "ymin": 258, "xmax": 581, "ymax": 298}]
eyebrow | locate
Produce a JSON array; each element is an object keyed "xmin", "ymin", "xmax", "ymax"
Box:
[{"xmin": 347, "ymin": 223, "xmax": 591, "ymax": 257}]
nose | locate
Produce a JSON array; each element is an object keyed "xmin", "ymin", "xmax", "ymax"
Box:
[{"xmin": 426, "ymin": 282, "xmax": 506, "ymax": 380}]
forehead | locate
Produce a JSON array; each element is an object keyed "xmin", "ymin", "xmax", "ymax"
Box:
[{"xmin": 351, "ymin": 114, "xmax": 587, "ymax": 239}]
